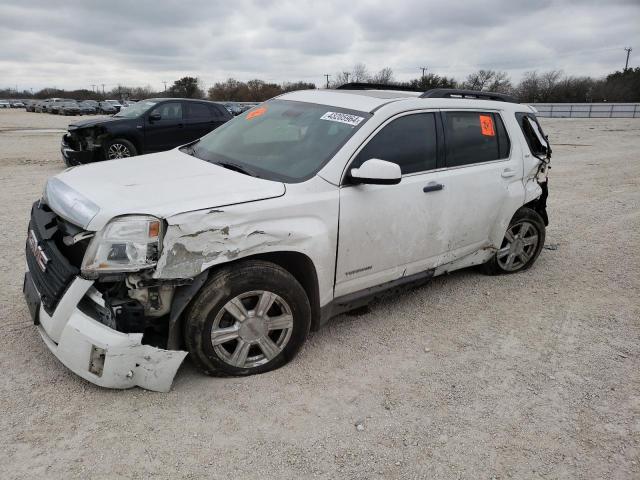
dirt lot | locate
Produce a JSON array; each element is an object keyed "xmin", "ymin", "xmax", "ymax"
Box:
[{"xmin": 0, "ymin": 109, "xmax": 638, "ymax": 479}]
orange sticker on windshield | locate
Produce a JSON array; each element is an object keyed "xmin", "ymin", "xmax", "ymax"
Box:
[
  {"xmin": 247, "ymin": 106, "xmax": 267, "ymax": 120},
  {"xmin": 479, "ymin": 114, "xmax": 495, "ymax": 136}
]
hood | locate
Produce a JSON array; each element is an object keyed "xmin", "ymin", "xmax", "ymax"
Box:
[
  {"xmin": 68, "ymin": 116, "xmax": 124, "ymax": 130},
  {"xmin": 46, "ymin": 149, "xmax": 286, "ymax": 230}
]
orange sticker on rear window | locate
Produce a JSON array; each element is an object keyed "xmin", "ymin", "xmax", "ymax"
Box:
[
  {"xmin": 479, "ymin": 114, "xmax": 495, "ymax": 136},
  {"xmin": 247, "ymin": 106, "xmax": 266, "ymax": 120}
]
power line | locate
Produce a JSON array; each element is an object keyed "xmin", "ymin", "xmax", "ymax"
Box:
[{"xmin": 624, "ymin": 47, "xmax": 632, "ymax": 70}]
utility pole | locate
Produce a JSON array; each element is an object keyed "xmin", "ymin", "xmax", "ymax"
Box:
[
  {"xmin": 343, "ymin": 72, "xmax": 350, "ymax": 83},
  {"xmin": 324, "ymin": 74, "xmax": 331, "ymax": 89},
  {"xmin": 162, "ymin": 80, "xmax": 167, "ymax": 92},
  {"xmin": 419, "ymin": 66, "xmax": 428, "ymax": 79},
  {"xmin": 91, "ymin": 84, "xmax": 96, "ymax": 93},
  {"xmin": 624, "ymin": 47, "xmax": 632, "ymax": 71},
  {"xmin": 101, "ymin": 84, "xmax": 105, "ymax": 94}
]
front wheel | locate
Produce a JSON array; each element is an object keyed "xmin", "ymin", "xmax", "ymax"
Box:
[
  {"xmin": 103, "ymin": 138, "xmax": 137, "ymax": 160},
  {"xmin": 482, "ymin": 207, "xmax": 545, "ymax": 275},
  {"xmin": 184, "ymin": 260, "xmax": 311, "ymax": 376}
]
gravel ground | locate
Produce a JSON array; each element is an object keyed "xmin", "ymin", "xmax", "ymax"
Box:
[{"xmin": 0, "ymin": 110, "xmax": 638, "ymax": 479}]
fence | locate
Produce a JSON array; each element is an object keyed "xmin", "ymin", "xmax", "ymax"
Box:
[{"xmin": 532, "ymin": 103, "xmax": 640, "ymax": 118}]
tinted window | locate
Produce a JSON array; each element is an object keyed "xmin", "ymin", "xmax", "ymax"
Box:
[
  {"xmin": 150, "ymin": 102, "xmax": 182, "ymax": 120},
  {"xmin": 444, "ymin": 112, "xmax": 509, "ymax": 167},
  {"xmin": 353, "ymin": 113, "xmax": 437, "ymax": 174},
  {"xmin": 209, "ymin": 104, "xmax": 227, "ymax": 119},
  {"xmin": 186, "ymin": 102, "xmax": 210, "ymax": 120}
]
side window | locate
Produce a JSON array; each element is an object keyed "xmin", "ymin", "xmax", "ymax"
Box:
[
  {"xmin": 443, "ymin": 111, "xmax": 509, "ymax": 167},
  {"xmin": 209, "ymin": 104, "xmax": 227, "ymax": 119},
  {"xmin": 353, "ymin": 113, "xmax": 437, "ymax": 174},
  {"xmin": 515, "ymin": 113, "xmax": 548, "ymax": 157},
  {"xmin": 186, "ymin": 103, "xmax": 210, "ymax": 120},
  {"xmin": 150, "ymin": 102, "xmax": 182, "ymax": 121}
]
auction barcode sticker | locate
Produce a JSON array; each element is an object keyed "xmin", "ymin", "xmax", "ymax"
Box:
[{"xmin": 320, "ymin": 111, "xmax": 364, "ymax": 126}]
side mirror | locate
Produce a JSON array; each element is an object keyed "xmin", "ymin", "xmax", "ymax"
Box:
[
  {"xmin": 149, "ymin": 112, "xmax": 161, "ymax": 122},
  {"xmin": 349, "ymin": 159, "xmax": 401, "ymax": 185}
]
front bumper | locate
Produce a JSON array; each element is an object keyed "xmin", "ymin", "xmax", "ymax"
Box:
[
  {"xmin": 61, "ymin": 138, "xmax": 97, "ymax": 166},
  {"xmin": 24, "ymin": 272, "xmax": 187, "ymax": 392}
]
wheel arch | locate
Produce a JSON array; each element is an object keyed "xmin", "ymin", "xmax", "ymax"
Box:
[{"xmin": 167, "ymin": 250, "xmax": 321, "ymax": 350}]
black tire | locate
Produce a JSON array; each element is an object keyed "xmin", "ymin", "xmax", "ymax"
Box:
[
  {"xmin": 482, "ymin": 207, "xmax": 546, "ymax": 275},
  {"xmin": 184, "ymin": 260, "xmax": 311, "ymax": 377},
  {"xmin": 103, "ymin": 138, "xmax": 137, "ymax": 160}
]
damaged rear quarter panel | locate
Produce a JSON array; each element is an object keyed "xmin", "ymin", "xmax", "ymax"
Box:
[{"xmin": 154, "ymin": 177, "xmax": 339, "ymax": 306}]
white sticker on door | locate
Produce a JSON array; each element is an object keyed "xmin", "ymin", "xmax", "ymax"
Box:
[{"xmin": 320, "ymin": 111, "xmax": 364, "ymax": 126}]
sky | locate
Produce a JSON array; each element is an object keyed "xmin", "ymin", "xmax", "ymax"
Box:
[{"xmin": 0, "ymin": 0, "xmax": 638, "ymax": 92}]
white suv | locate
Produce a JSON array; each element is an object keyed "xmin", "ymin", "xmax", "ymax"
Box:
[{"xmin": 23, "ymin": 87, "xmax": 551, "ymax": 391}]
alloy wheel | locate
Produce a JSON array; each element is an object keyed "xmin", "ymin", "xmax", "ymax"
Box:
[
  {"xmin": 210, "ymin": 290, "xmax": 294, "ymax": 369},
  {"xmin": 107, "ymin": 143, "xmax": 131, "ymax": 159},
  {"xmin": 497, "ymin": 221, "xmax": 540, "ymax": 271}
]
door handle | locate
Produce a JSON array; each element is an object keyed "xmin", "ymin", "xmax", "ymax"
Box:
[
  {"xmin": 423, "ymin": 182, "xmax": 444, "ymax": 193},
  {"xmin": 501, "ymin": 168, "xmax": 517, "ymax": 178}
]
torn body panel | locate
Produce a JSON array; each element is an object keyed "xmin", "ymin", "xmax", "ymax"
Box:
[{"xmin": 154, "ymin": 176, "xmax": 340, "ymax": 308}]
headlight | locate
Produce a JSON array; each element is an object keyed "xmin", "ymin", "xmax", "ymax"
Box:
[{"xmin": 81, "ymin": 215, "xmax": 163, "ymax": 274}]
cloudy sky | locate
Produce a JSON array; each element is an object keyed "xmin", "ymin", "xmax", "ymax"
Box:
[{"xmin": 1, "ymin": 0, "xmax": 638, "ymax": 92}]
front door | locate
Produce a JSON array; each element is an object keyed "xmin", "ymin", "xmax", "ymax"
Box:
[
  {"xmin": 144, "ymin": 101, "xmax": 186, "ymax": 152},
  {"xmin": 335, "ymin": 112, "xmax": 450, "ymax": 297}
]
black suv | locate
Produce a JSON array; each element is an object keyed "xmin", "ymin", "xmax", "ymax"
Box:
[{"xmin": 61, "ymin": 98, "xmax": 233, "ymax": 165}]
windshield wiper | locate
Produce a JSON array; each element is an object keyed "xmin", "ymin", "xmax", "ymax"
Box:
[{"xmin": 214, "ymin": 161, "xmax": 259, "ymax": 178}]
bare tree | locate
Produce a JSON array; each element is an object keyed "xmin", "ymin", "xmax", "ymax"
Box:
[
  {"xmin": 538, "ymin": 70, "xmax": 563, "ymax": 101},
  {"xmin": 463, "ymin": 70, "xmax": 512, "ymax": 93},
  {"xmin": 371, "ymin": 67, "xmax": 395, "ymax": 85},
  {"xmin": 351, "ymin": 63, "xmax": 370, "ymax": 82}
]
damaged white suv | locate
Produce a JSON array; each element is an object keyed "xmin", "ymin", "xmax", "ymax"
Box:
[{"xmin": 23, "ymin": 87, "xmax": 551, "ymax": 391}]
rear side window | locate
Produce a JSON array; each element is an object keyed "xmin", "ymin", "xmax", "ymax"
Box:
[
  {"xmin": 209, "ymin": 104, "xmax": 228, "ymax": 119},
  {"xmin": 186, "ymin": 102, "xmax": 210, "ymax": 120},
  {"xmin": 443, "ymin": 111, "xmax": 510, "ymax": 167},
  {"xmin": 515, "ymin": 112, "xmax": 549, "ymax": 157},
  {"xmin": 353, "ymin": 113, "xmax": 437, "ymax": 174}
]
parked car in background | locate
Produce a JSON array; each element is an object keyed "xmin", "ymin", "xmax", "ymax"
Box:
[
  {"xmin": 61, "ymin": 98, "xmax": 233, "ymax": 165},
  {"xmin": 105, "ymin": 99, "xmax": 122, "ymax": 112},
  {"xmin": 11, "ymin": 101, "xmax": 26, "ymax": 108},
  {"xmin": 59, "ymin": 101, "xmax": 81, "ymax": 116},
  {"xmin": 25, "ymin": 100, "xmax": 38, "ymax": 112},
  {"xmin": 49, "ymin": 98, "xmax": 73, "ymax": 114},
  {"xmin": 224, "ymin": 103, "xmax": 244, "ymax": 116},
  {"xmin": 0, "ymin": 100, "xmax": 10, "ymax": 108},
  {"xmin": 79, "ymin": 100, "xmax": 98, "ymax": 115},
  {"xmin": 35, "ymin": 100, "xmax": 49, "ymax": 113},
  {"xmin": 98, "ymin": 101, "xmax": 117, "ymax": 114}
]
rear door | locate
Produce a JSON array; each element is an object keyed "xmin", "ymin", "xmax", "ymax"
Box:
[
  {"xmin": 437, "ymin": 110, "xmax": 524, "ymax": 263},
  {"xmin": 184, "ymin": 102, "xmax": 217, "ymax": 140},
  {"xmin": 144, "ymin": 101, "xmax": 186, "ymax": 152}
]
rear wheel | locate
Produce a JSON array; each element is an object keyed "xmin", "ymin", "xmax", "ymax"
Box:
[
  {"xmin": 482, "ymin": 207, "xmax": 545, "ymax": 275},
  {"xmin": 104, "ymin": 138, "xmax": 137, "ymax": 160},
  {"xmin": 184, "ymin": 260, "xmax": 311, "ymax": 376}
]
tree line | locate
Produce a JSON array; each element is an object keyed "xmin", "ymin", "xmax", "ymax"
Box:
[{"xmin": 1, "ymin": 65, "xmax": 638, "ymax": 102}]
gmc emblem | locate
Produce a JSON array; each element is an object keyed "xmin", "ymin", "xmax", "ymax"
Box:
[{"xmin": 28, "ymin": 230, "xmax": 49, "ymax": 272}]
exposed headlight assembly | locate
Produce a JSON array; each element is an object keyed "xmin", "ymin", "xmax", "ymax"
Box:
[{"xmin": 82, "ymin": 215, "xmax": 163, "ymax": 275}]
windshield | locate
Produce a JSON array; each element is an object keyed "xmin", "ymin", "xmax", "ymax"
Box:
[
  {"xmin": 190, "ymin": 100, "xmax": 370, "ymax": 182},
  {"xmin": 114, "ymin": 100, "xmax": 158, "ymax": 118}
]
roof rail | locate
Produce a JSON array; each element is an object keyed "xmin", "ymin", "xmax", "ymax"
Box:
[
  {"xmin": 335, "ymin": 82, "xmax": 423, "ymax": 93},
  {"xmin": 421, "ymin": 88, "xmax": 519, "ymax": 103}
]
